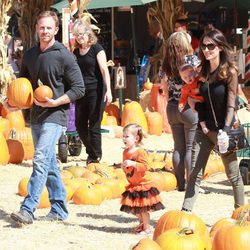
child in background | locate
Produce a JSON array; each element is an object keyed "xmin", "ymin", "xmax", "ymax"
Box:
[
  {"xmin": 178, "ymin": 63, "xmax": 209, "ymax": 134},
  {"xmin": 120, "ymin": 123, "xmax": 164, "ymax": 235}
]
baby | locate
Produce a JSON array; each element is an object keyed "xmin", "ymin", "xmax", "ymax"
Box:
[{"xmin": 179, "ymin": 63, "xmax": 209, "ymax": 134}]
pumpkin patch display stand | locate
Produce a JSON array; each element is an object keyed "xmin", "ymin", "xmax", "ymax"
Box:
[{"xmin": 58, "ymin": 102, "xmax": 82, "ymax": 163}]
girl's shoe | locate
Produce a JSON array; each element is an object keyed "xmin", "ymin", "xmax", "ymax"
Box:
[
  {"xmin": 137, "ymin": 228, "xmax": 152, "ymax": 236},
  {"xmin": 134, "ymin": 223, "xmax": 143, "ymax": 233}
]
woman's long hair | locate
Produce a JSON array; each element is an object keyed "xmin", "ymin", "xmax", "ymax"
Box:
[
  {"xmin": 162, "ymin": 32, "xmax": 193, "ymax": 78},
  {"xmin": 199, "ymin": 28, "xmax": 238, "ymax": 81}
]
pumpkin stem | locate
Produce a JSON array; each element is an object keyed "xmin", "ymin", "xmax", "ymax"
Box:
[
  {"xmin": 9, "ymin": 128, "xmax": 17, "ymax": 140},
  {"xmin": 236, "ymin": 208, "xmax": 249, "ymax": 226},
  {"xmin": 177, "ymin": 227, "xmax": 194, "ymax": 236},
  {"xmin": 37, "ymin": 79, "xmax": 44, "ymax": 87}
]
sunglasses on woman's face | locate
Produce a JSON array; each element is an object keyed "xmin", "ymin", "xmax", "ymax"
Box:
[{"xmin": 201, "ymin": 43, "xmax": 217, "ymax": 51}]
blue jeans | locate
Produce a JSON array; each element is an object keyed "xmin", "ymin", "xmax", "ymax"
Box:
[
  {"xmin": 21, "ymin": 122, "xmax": 68, "ymax": 219},
  {"xmin": 167, "ymin": 101, "xmax": 198, "ymax": 190}
]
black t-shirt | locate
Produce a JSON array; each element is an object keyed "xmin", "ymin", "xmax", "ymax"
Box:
[{"xmin": 73, "ymin": 43, "xmax": 104, "ymax": 90}]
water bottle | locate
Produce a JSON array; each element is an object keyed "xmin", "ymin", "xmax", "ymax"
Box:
[{"xmin": 217, "ymin": 129, "xmax": 228, "ymax": 154}]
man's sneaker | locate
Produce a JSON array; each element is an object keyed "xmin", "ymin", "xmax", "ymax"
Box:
[
  {"xmin": 10, "ymin": 210, "xmax": 33, "ymax": 225},
  {"xmin": 40, "ymin": 212, "xmax": 64, "ymax": 222}
]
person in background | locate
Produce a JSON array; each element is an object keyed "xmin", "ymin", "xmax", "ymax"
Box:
[
  {"xmin": 72, "ymin": 19, "xmax": 112, "ymax": 165},
  {"xmin": 174, "ymin": 18, "xmax": 199, "ymax": 54},
  {"xmin": 162, "ymin": 32, "xmax": 200, "ymax": 193},
  {"xmin": 181, "ymin": 29, "xmax": 245, "ymax": 212},
  {"xmin": 120, "ymin": 123, "xmax": 164, "ymax": 235},
  {"xmin": 148, "ymin": 18, "xmax": 164, "ymax": 81},
  {"xmin": 9, "ymin": 11, "xmax": 85, "ymax": 225}
]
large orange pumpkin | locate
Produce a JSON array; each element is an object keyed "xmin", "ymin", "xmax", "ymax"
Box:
[
  {"xmin": 18, "ymin": 177, "xmax": 29, "ymax": 197},
  {"xmin": 212, "ymin": 223, "xmax": 250, "ymax": 250},
  {"xmin": 153, "ymin": 210, "xmax": 211, "ymax": 250},
  {"xmin": 0, "ymin": 133, "xmax": 9, "ymax": 165},
  {"xmin": 156, "ymin": 227, "xmax": 206, "ymax": 250},
  {"xmin": 6, "ymin": 110, "xmax": 26, "ymax": 129},
  {"xmin": 7, "ymin": 77, "xmax": 33, "ymax": 109},
  {"xmin": 5, "ymin": 127, "xmax": 34, "ymax": 160},
  {"xmin": 145, "ymin": 111, "xmax": 163, "ymax": 135},
  {"xmin": 121, "ymin": 100, "xmax": 148, "ymax": 132},
  {"xmin": 34, "ymin": 85, "xmax": 53, "ymax": 102},
  {"xmin": 132, "ymin": 238, "xmax": 161, "ymax": 250}
]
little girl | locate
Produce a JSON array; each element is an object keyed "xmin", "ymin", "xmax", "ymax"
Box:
[{"xmin": 120, "ymin": 123, "xmax": 164, "ymax": 235}]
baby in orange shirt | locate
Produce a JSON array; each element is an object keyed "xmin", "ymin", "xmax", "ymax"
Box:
[{"xmin": 179, "ymin": 63, "xmax": 209, "ymax": 134}]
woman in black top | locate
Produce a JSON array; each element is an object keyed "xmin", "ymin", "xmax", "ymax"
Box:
[
  {"xmin": 162, "ymin": 32, "xmax": 199, "ymax": 192},
  {"xmin": 181, "ymin": 29, "xmax": 245, "ymax": 212},
  {"xmin": 72, "ymin": 19, "xmax": 112, "ymax": 165}
]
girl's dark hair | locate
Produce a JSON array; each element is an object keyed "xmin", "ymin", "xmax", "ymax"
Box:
[
  {"xmin": 199, "ymin": 28, "xmax": 238, "ymax": 81},
  {"xmin": 123, "ymin": 123, "xmax": 145, "ymax": 144}
]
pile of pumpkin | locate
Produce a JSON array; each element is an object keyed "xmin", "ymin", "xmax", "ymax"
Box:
[
  {"xmin": 102, "ymin": 98, "xmax": 165, "ymax": 137},
  {"xmin": 0, "ymin": 77, "xmax": 52, "ymax": 165},
  {"xmin": 132, "ymin": 205, "xmax": 250, "ymax": 250},
  {"xmin": 17, "ymin": 160, "xmax": 178, "ymax": 208}
]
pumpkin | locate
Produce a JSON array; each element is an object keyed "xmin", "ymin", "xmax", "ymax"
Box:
[
  {"xmin": 105, "ymin": 99, "xmax": 122, "ymax": 125},
  {"xmin": 38, "ymin": 188, "xmax": 51, "ymax": 208},
  {"xmin": 121, "ymin": 100, "xmax": 148, "ymax": 132},
  {"xmin": 231, "ymin": 203, "xmax": 250, "ymax": 220},
  {"xmin": 143, "ymin": 78, "xmax": 153, "ymax": 90},
  {"xmin": 18, "ymin": 177, "xmax": 29, "ymax": 197},
  {"xmin": 7, "ymin": 77, "xmax": 33, "ymax": 109},
  {"xmin": 101, "ymin": 111, "xmax": 108, "ymax": 126},
  {"xmin": 156, "ymin": 227, "xmax": 205, "ymax": 250},
  {"xmin": 92, "ymin": 183, "xmax": 113, "ymax": 200},
  {"xmin": 212, "ymin": 222, "xmax": 250, "ymax": 250},
  {"xmin": 153, "ymin": 210, "xmax": 211, "ymax": 250},
  {"xmin": 0, "ymin": 133, "xmax": 10, "ymax": 165},
  {"xmin": 34, "ymin": 84, "xmax": 53, "ymax": 102},
  {"xmin": 6, "ymin": 110, "xmax": 26, "ymax": 129},
  {"xmin": 132, "ymin": 238, "xmax": 161, "ymax": 250},
  {"xmin": 72, "ymin": 185, "xmax": 103, "ymax": 205},
  {"xmin": 209, "ymin": 218, "xmax": 236, "ymax": 241},
  {"xmin": 4, "ymin": 127, "xmax": 34, "ymax": 160},
  {"xmin": 145, "ymin": 111, "xmax": 163, "ymax": 135},
  {"xmin": 0, "ymin": 117, "xmax": 10, "ymax": 135},
  {"xmin": 64, "ymin": 185, "xmax": 74, "ymax": 201},
  {"xmin": 7, "ymin": 136, "xmax": 25, "ymax": 164}
]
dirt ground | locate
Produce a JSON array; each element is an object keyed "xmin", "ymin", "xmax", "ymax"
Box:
[{"xmin": 0, "ymin": 132, "xmax": 250, "ymax": 250}]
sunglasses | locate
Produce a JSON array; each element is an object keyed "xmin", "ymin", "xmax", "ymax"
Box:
[{"xmin": 201, "ymin": 43, "xmax": 217, "ymax": 51}]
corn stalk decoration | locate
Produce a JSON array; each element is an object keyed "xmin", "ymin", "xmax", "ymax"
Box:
[
  {"xmin": 147, "ymin": 0, "xmax": 187, "ymax": 80},
  {"xmin": 0, "ymin": 0, "xmax": 15, "ymax": 94},
  {"xmin": 11, "ymin": 0, "xmax": 54, "ymax": 50}
]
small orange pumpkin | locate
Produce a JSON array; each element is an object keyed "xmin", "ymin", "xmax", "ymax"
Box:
[
  {"xmin": 34, "ymin": 85, "xmax": 53, "ymax": 102},
  {"xmin": 143, "ymin": 78, "xmax": 153, "ymax": 90}
]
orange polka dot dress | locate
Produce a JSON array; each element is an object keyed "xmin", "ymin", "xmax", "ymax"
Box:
[{"xmin": 120, "ymin": 148, "xmax": 164, "ymax": 215}]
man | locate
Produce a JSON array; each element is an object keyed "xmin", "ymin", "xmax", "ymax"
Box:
[{"xmin": 9, "ymin": 11, "xmax": 85, "ymax": 225}]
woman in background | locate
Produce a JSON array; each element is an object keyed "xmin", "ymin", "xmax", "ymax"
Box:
[
  {"xmin": 162, "ymin": 32, "xmax": 200, "ymax": 192},
  {"xmin": 72, "ymin": 19, "xmax": 112, "ymax": 165}
]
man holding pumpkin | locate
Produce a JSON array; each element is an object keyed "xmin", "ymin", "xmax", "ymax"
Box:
[{"xmin": 9, "ymin": 11, "xmax": 85, "ymax": 225}]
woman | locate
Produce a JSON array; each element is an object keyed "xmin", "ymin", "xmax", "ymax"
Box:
[
  {"xmin": 72, "ymin": 19, "xmax": 112, "ymax": 165},
  {"xmin": 181, "ymin": 29, "xmax": 245, "ymax": 212},
  {"xmin": 162, "ymin": 32, "xmax": 199, "ymax": 192}
]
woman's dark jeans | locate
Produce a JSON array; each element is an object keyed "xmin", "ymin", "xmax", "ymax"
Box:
[
  {"xmin": 182, "ymin": 129, "xmax": 245, "ymax": 211},
  {"xmin": 75, "ymin": 87, "xmax": 105, "ymax": 161},
  {"xmin": 167, "ymin": 101, "xmax": 198, "ymax": 190}
]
